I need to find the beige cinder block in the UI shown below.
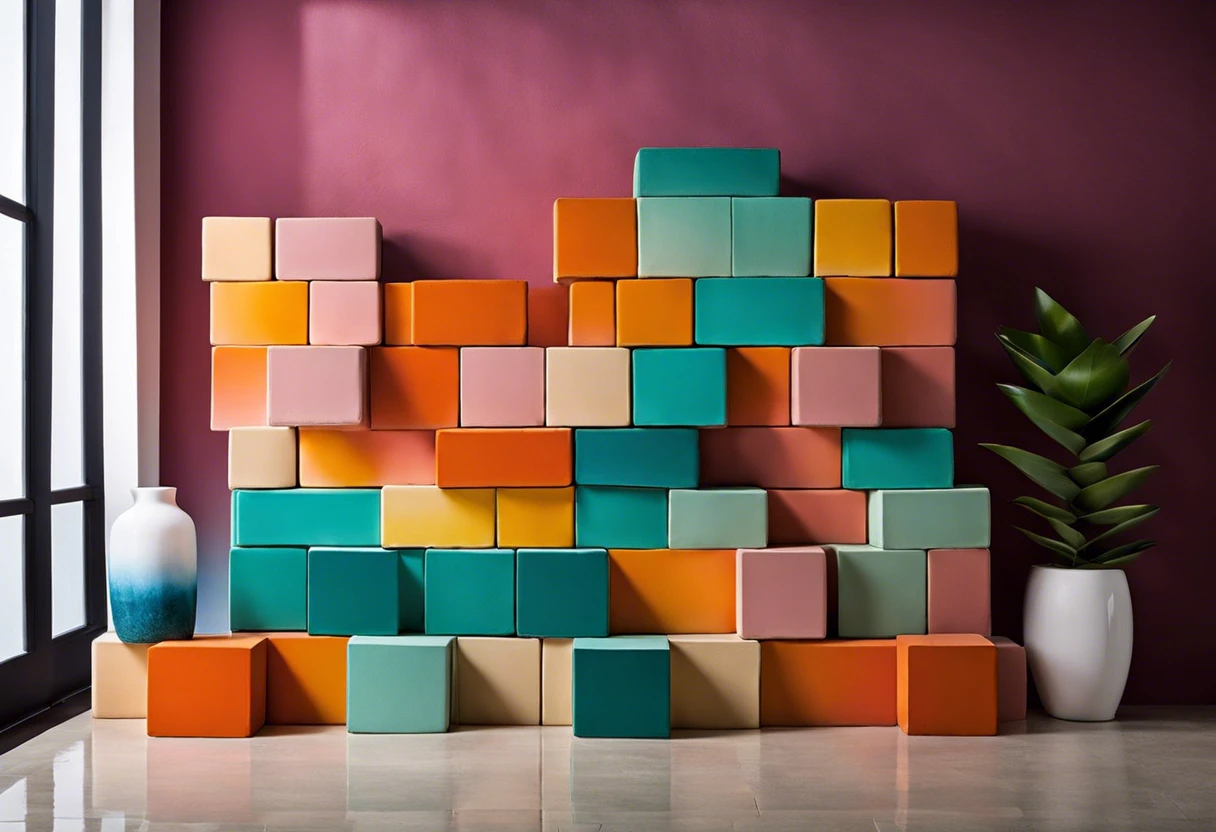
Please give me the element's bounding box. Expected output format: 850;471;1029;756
455;637;541;725
545;347;631;426
202;216;273;282
669;634;760;729
542;638;573;726
228;426;297;489
92;632;150;718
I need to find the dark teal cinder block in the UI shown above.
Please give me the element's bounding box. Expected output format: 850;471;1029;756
573;636;670;738
732;197;812;277
424;549;515;636
632;348;727;426
347;635;454;733
232;489;380;547
397;549;426;633
516;548;609;638
633;147;780;197
841;428;954;489
573;428;698;488
308;547;404;636
695;277;825;346
574;486;668;549
229;547;307;632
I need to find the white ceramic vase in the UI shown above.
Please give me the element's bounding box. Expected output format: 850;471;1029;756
108;487;198;643
1023;564;1132;721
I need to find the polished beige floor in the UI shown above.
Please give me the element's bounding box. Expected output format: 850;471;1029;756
0;709;1213;831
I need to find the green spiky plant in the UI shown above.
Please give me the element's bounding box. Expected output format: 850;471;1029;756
980;289;1169;568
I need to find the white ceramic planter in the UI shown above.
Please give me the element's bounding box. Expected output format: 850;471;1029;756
1023;564;1132;721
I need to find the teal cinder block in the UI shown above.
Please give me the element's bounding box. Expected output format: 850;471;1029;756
229;547;306;631
574;428;698;488
633;147;780;197
831;546;927;637
694;277;825;346
347;635;453;733
424;549;515;636
732;198;812;277
232;489;380;547
632;348;727;426
575;487;668;549
636;198;731;277
573;636;670;738
397;549;426;633
516;548;609;638
308;547;404;636
668;488;767;549
842;428;954;489
869;487;991;550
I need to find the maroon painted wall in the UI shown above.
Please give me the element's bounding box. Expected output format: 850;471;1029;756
160;0;1216;703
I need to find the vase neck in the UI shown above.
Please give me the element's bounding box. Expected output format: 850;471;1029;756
132;486;177;506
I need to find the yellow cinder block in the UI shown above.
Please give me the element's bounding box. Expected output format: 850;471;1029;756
202;216;272;282
210;281;309;346
455;637;541;725
669;634;760;729
496;487;574;548
227;426;297;489
91;632;150;718
381;485;496;548
541;638;572;726
813;199;892;277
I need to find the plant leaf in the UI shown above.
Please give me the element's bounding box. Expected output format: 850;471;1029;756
998;327;1069;372
1086;539;1155;566
1014;496;1077;524
997;384;1090;430
1072;466;1159;512
1053;339;1130;412
997;385;1088;454
1077;504;1158;526
1048;517;1087;550
1015;526;1080;564
1079;420;1152;463
1068;462;1108;488
997;334;1064;398
1113;316;1155;356
1034;288;1091;360
981;444;1082;501
1084;362;1171;440
1078;508;1160;554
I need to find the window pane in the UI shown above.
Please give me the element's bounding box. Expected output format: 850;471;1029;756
0;1;24;202
52;501;85;636
52;0;84;489
0;215;24;500
0;514;24;663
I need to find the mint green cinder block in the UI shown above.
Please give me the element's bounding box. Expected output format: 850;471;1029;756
668;488;767;549
632;348;726;426
831;546;927;638
574;428;698;488
637;198;731;277
575;487;668;549
347;635;453;733
573;636;670;738
841;428;954;489
732;198;812;277
232;489;380;547
516;548;609;638
695;277;825;346
424;549;515;636
633;147;780;197
308;547;405;636
869;488;991;550
229;547;306;631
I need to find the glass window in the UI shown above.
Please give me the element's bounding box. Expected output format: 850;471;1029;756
0;2;25;203
0;515;24;663
52;501;85;637
0;215;24;501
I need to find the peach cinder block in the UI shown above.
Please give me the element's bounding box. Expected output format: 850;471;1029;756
542;638;573;725
568;281;616;346
369;346;459;430
894;200;958;277
825;278;956;346
669;635;760;729
791;347;881;427
545;347;631;427
411;279;528;346
383;283;414;345
897;634;997;736
726;347;790;426
275;217;381;281
553;197;637;281
266;633;348;725
767;489;868;546
210;282;308;346
615;278;693;346
455;637;541;725
460;347;545;427
990;636;1028;722
92;633;150;718
928;548;991;635
528;283;569;347
228;426;297;489
267;346;366;427
202;217;272;282
309;281;382;346
699;427;841;488
435;428;572;488
881;347;955;428
298;428;435;487
736;547;827;639
211;346;267;431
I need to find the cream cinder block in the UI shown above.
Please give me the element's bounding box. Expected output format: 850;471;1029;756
202;217;272;282
669;634;760;729
227;426;297;489
542;638;573;726
545;347;631;427
455;637;541;725
381;485;496;548
91;632;150;718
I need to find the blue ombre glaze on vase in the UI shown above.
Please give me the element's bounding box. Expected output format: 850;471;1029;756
110;578;197;643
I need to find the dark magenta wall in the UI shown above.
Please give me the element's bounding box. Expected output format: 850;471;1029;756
161;0;1216;703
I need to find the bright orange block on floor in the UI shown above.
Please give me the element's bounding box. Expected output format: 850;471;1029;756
608;549;735;634
383;283;414;345
767;489;867;545
553;198;637;281
211;347;267;431
266;633;348;725
369;347;459;429
528;283;569;347
726;347;790;426
897;634;997;736
616;278;693;346
436;428;572;488
147;636;267;737
568;281;616;346
299;428;435;487
894;200;958;277
209;282;308;346
411;280;527;346
760;640;897;726
699;427;841;488
825;278;956;346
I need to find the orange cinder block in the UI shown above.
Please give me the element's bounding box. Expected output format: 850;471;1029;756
411;279;527;346
146;636;267;737
568;281;616;346
760;640;897;726
894;200;958;277
369;346;459;430
616;278;693;346
298;428;435;487
211;346;267;431
726;347;791;426
553;198;637;281
435;428;572;488
266;633;348;725
608;549;735;634
210;282;308;346
824;278;956;346
383;283;414;345
528;283;569;347
897;634;997;736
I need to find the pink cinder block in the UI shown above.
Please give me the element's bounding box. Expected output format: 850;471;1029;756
791;347;881;427
768;489;868;546
928;548;991;635
990;636;1027;721
267;346;366;427
460;347;546;428
881;347;955;428
309;281;382;346
736;547;827;639
275;217;381;281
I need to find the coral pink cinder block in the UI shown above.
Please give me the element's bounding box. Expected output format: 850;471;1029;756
460;347;546;427
309;281;382;346
737;547;827;639
767;489;868;545
275;217;381;281
990;636;1027;721
267;346;366;427
791;347;881;426
881;347;955;428
927;548;991;635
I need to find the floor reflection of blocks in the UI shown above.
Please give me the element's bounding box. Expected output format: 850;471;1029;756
145;736;254;823
90;720;148;816
749;726;899;812
568;736;671;817
449;727;540;812
670;735;760;817
346;732;457;813
252;726;347;814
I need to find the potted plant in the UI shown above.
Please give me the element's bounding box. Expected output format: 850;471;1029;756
981;289;1168;721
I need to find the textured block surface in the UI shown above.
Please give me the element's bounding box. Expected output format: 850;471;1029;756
411;279;528;345
265;633;348;725
516;548;609;638
897;634;997;736
267;346;366;427
369;346;459;430
553;198;637;280
383;282;413;345
347;635;453;733
455;637;541;725
616;277;693;346
147;636;267;737
695;277;825;346
568;280;616;346
669;634;760;729
309;281;382;346
632;348;727;426
636;197;731;277
880;347;956;427
991;636;1028;722
869;487;990;549
895;200;958;277
760;640;897;726
699;427;841;488
528;283;569;347
436;428;572;488
91;633;150;718
633;147;780;197
424;548;516;636
210;281;308;345
460;347;545;427
575;486;668;549
275;217;381;281
542;638;573;725
726;347;791;426
832;546;927;638
609;548;735;634
825;278;957;346
230;547;307;631
298;428;435;487
545;347;631;426
233;489;380;547
928;549;991;635
228;426;296;489
497;487;575;548
813;199;892;277
573;636;670;738
732;197;812;276
211;347;267;430
307;547;404;636
668;488;767;549
736;547;827;639
767;489;868;545
202;216;272;282
381;485;496;548
574;428;698;488
842;428;954;489
791;347;881;426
